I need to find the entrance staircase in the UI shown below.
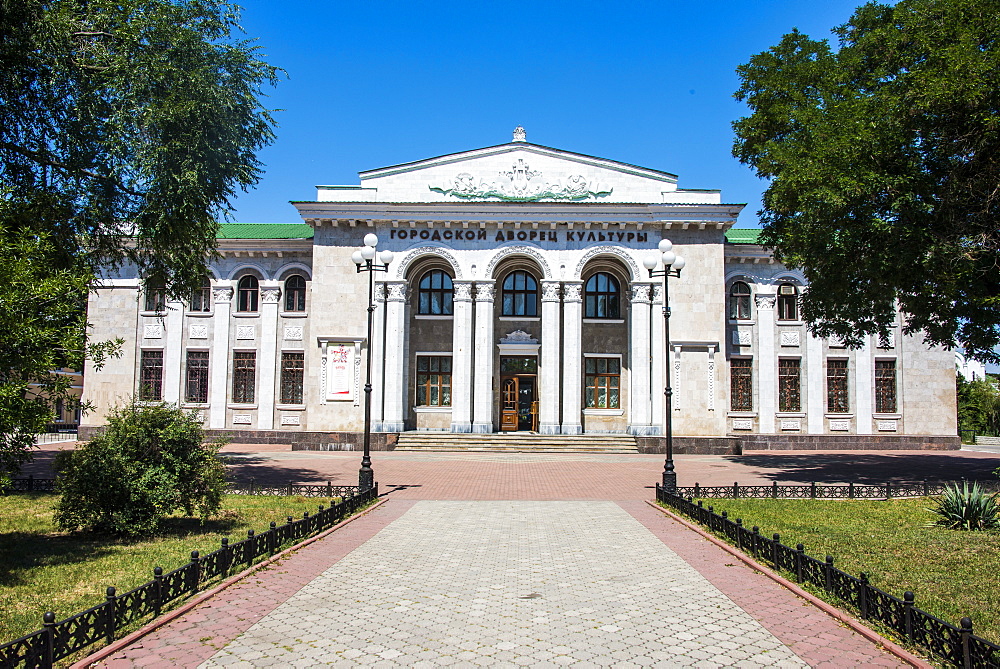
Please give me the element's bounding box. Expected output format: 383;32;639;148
394;432;639;454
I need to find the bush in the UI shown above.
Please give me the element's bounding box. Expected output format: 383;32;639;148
54;401;226;536
928;481;1000;531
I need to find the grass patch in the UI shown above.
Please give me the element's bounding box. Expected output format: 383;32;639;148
689;498;1000;645
0;492;332;645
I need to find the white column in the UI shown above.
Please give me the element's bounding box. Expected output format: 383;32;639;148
539;280;561;434
450;281;474;432
371;283;386;431
650;284;664;435
755;292;777;433
672;345;683;412
472;281;495;433
162;298;184;404
256;282;280;430
855;342;873;434
561;281;583;434
628;283;652;435
707;344;717;412
381;281;407;432
208;284;233;428
806;331;824;433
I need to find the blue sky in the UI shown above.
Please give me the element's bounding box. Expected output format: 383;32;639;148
229;1;868;226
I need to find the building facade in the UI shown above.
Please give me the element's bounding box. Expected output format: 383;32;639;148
81;130;958;450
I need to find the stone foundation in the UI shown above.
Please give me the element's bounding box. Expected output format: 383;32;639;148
738;434;960;451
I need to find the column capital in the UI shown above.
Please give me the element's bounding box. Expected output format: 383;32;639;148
541;280;561;302
630;283;652;304
755;293;777;309
562;281;583;303
260;287;281;304
213;287;233;303
385;281;408;302
453;280;474;302
651;284;664;304
474;281;495;302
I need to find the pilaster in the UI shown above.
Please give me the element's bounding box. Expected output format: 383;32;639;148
209;284;233;429
381;281;408;432
539;280;561;434
649;284;664;435
472;281;495;433
806;330;824;433
855;341;873;434
450;280;474;432
256;283;280;430
755;292;777;433
371;283;386;431
628;283;653;435
162;299;184;404
561;281;583;434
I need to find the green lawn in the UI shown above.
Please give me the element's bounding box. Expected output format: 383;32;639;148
0;493;332;645
688;498;1000;645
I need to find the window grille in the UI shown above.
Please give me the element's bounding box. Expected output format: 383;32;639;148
416;356;452;406
280;352;305;404
232;351;256;404
237;275;259;312
284;275;306;312
190;280;212;313
778;358;801;412
730;359;753;411
777;283;798;320
139;350;164;400
729;282;752;320
501;270;538;317
584;272;620;319
185;351;210;403
875;359;897;413
418;270;453;315
827;359;849;413
584;358;621;408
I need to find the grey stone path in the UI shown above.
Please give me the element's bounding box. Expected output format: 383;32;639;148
200;501;805;667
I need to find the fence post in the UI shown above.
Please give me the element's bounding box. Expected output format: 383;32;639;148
268;522;277;555
810;481;816;499
221;537;230;578
886;482;893;500
849;482;854;499
960;617;973;669
736;519;744;550
772;481;778;499
153;567;163;616
824;555;834;592
903;591;915;641
772;533;780;566
246;530;255;565
858;573;870;619
795;544;804;583
303;510;310;535
752;526;760;556
249;476;255;495
326;481;332;497
105;586;117;645
287;481;293;497
694;482;700;498
733;482;739;498
28;474;34;491
190;551;201;593
42;612;55;669
923;479;929;497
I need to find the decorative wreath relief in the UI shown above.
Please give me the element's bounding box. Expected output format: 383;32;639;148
430;159;612;201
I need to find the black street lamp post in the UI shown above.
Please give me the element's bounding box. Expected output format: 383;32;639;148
352;233;393;491
643;239;686;491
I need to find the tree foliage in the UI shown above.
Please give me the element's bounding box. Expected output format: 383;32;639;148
54;401;226;536
733;0;1000;361
956;374;1000;437
0;0;278;477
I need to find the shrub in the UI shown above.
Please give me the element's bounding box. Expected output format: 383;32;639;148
928;481;1000;531
54;401;226;536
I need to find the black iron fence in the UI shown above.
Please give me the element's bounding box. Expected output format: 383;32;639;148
0;484;378;669
678;479;1000;500
656;484;1000;668
3;477;362;498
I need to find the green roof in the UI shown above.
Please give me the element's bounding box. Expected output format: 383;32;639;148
725;228;762;244
217;223;313;240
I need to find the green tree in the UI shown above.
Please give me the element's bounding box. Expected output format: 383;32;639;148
54;401;226;536
733;0;1000;362
956;374;1000;438
0;0;278;479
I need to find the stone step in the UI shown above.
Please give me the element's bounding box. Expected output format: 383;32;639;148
394;432;638;453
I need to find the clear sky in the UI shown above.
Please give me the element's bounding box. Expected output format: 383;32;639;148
228;1;868;227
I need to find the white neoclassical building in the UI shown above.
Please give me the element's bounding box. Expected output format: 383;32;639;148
80;129;959;452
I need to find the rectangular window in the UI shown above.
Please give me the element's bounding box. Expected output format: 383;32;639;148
144;287;166;312
584;357;621;409
190;285;211;312
778;358;801;412
416;356;452;406
280;352;305;404
730;359;753;411
875;360;897;413
185;351;210;403
232;351;256;404
139;350;164;400
827;359;849;413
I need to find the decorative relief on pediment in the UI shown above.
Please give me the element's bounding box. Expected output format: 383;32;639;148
429;158;613;202
500;330;537;344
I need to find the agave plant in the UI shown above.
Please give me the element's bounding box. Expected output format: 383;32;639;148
928;481;1000;531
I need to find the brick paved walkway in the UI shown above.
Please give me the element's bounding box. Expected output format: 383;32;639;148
86;461;923;668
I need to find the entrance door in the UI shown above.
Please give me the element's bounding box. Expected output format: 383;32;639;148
499;356;538;432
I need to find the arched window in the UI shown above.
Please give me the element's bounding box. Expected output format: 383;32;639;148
285;274;306;312
729;281;752;320
502;270;538;317
584;272;620;319
237;275;259;312
190;278;211;313
777;283;798;320
417;270;453;315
